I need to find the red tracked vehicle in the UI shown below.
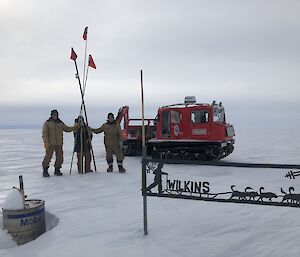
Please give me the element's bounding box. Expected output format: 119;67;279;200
117;96;235;160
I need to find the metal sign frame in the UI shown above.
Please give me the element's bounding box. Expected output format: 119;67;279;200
141;158;300;234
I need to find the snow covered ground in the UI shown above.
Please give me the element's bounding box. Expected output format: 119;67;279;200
0;127;300;257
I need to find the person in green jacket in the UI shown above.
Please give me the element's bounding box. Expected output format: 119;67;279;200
42;110;79;177
91;112;126;173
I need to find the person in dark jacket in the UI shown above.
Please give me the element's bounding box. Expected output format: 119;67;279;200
90;112;126;173
74;116;93;174
42;109;79;177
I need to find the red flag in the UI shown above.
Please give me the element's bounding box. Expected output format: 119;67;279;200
70;48;77;61
88;55;96;69
83;27;88;40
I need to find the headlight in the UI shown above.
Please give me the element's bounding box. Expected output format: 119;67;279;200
221;142;227;147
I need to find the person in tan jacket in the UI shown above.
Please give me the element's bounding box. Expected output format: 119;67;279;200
90;112;126;173
42;109;79;177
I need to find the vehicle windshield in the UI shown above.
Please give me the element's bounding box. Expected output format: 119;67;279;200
213;107;225;122
191;110;209;124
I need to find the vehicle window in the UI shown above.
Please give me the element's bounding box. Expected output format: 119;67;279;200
213;107;225;122
191;110;208;124
171;111;180;124
162;111;170;137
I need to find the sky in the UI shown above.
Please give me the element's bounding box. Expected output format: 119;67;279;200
0;0;300;128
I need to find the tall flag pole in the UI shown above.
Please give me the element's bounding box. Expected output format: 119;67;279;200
141;70;148;235
81;28;97;173
71;47;84;173
80;27;88;172
70;47;97;172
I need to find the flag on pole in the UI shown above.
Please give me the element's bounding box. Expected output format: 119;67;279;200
88;55;96;69
70;48;78;61
83;27;88;40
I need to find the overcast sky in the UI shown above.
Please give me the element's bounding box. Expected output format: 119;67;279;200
0;0;300;128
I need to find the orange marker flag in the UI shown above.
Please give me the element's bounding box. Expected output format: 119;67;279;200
83;27;88;40
88;55;96;69
70;48;78;61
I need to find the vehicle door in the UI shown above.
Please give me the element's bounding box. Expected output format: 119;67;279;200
161;110;171;138
170;110;182;138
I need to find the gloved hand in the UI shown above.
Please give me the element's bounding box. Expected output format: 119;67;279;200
44;142;49;150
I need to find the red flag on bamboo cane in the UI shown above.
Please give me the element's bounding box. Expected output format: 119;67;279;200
70;48;77;61
88;55;96;69
83;27;88;40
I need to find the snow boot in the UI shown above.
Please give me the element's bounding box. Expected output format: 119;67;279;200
118;165;126;173
43;167;50;177
54;167;63;176
107;165;113;172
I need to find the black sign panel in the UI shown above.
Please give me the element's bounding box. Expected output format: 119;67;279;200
143;159;300;208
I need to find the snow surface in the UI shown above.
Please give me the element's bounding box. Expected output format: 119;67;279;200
0;128;300;257
3;189;25;210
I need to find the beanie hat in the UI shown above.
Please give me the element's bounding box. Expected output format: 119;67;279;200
51;109;58;116
107;112;114;119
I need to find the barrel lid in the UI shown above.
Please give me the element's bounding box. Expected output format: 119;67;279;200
24;199;45;209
